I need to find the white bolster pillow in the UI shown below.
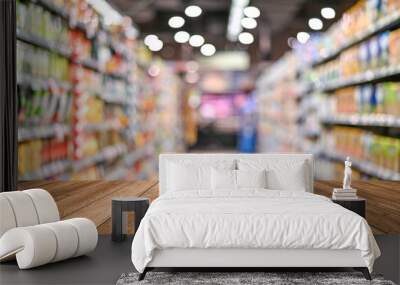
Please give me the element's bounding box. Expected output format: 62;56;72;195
0;218;98;269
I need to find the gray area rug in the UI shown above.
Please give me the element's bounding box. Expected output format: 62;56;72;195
116;272;395;285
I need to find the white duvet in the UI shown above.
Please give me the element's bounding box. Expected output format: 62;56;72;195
131;190;380;273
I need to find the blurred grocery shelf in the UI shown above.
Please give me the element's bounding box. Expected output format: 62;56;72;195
17;73;72;91
74;144;127;171
313;65;400;92
320;150;400;181
17;29;71;58
19;159;72;180
312;11;400;67
16;0;184;181
256;1;400;181
321;114;400;128
18;124;71;141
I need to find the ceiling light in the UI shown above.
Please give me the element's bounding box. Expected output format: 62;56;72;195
296;32;310;44
189;34;205;47
321;7;335;19
200;43;216;56
243;6;260;18
241;17;257;29
174;31;190;43
144;34;158;46
148;39;163;52
185;5;202;17
168;16;185;28
238;32;254;45
308;18;323;30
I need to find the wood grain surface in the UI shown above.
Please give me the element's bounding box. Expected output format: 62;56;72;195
17;180;400;234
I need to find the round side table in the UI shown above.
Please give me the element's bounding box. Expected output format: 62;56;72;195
112;197;149;242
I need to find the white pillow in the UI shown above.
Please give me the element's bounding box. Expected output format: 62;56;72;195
167;160;235;191
211;168;236;190
237;159;309;191
167;162;210;191
236;169;267;189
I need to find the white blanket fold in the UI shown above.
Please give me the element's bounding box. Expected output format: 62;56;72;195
131;190;380;273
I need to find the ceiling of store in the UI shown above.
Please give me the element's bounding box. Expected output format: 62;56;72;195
109;0;356;62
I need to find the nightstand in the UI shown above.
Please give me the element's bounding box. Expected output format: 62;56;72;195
332;198;366;218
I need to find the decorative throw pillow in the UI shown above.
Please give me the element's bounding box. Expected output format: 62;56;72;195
167;160;235;191
211;168;236;190
237;159;309;191
167;162;210;191
236;169;267;189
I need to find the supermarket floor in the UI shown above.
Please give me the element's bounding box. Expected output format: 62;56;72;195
1;235;399;285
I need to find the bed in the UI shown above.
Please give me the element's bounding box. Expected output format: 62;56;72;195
131;154;380;281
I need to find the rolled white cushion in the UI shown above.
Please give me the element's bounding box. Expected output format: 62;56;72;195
0;218;97;269
0;196;17;237
42;221;79;262
64;218;98;257
0;226;57;269
0;192;39;227
24;189;60;224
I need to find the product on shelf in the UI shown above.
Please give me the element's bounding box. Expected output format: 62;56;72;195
18;137;71;176
389;28;400;65
69;29;95;61
17;41;70;81
322;126;400;173
298;0;400;65
330;82;400;116
17;86;72;126
17;0;69;48
311;27;400;86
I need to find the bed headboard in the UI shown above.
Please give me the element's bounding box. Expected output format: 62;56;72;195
159;153;314;195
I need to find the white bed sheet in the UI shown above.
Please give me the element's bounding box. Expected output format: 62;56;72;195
131;190;380;273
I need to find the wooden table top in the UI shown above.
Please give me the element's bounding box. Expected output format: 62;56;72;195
17;180;400;234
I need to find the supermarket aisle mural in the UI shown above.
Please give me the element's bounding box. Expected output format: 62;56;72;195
257;0;400;181
16;0;184;180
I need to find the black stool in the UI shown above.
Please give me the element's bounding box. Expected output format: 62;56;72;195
112;197;149;242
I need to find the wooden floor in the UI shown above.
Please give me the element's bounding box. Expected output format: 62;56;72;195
17;180;400;234
17;180;159;234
